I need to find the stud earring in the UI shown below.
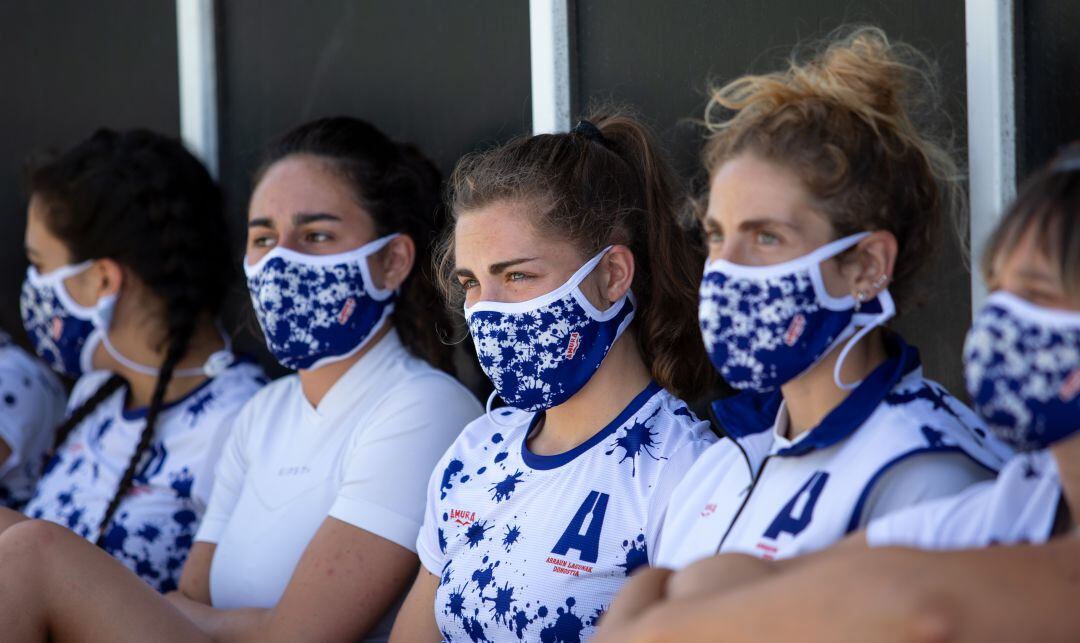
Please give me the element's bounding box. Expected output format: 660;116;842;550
872;274;889;289
854;290;867;312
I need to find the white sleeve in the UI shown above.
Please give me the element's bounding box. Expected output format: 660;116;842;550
856;451;995;528
328;375;479;554
194;400;254;544
645;431;713;563
0;362;64;479
865;480;995;550
416;451;451;576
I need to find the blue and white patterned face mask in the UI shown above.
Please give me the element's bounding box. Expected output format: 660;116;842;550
21;261;114;379
699;232;896;392
465;247;635;413
244;234;399;371
964;291;1080;452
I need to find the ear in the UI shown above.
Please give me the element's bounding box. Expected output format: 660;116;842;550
843;231;898;301
374;234;416;291
90;258;124;302
597;244;635;304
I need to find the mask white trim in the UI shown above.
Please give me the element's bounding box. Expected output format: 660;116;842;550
987;291;1080;328
464;246;629;319
243;233;401;301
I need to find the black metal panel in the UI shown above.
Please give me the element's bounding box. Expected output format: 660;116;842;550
0;0;180;345
575;0;972;394
1017;0;1080;179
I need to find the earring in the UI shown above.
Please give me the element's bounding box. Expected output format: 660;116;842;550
853;290;867;312
872;274;889;289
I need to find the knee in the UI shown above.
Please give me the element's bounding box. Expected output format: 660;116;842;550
0;519;75;570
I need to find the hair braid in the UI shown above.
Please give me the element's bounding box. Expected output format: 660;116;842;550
47;374;125;456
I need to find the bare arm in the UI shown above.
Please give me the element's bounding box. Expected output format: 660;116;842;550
596;538;1080;643
177;542;215;604
169;517;418;643
389;569;443;643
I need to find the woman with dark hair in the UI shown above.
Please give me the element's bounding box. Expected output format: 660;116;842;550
0;117;480;642
8;128;265;591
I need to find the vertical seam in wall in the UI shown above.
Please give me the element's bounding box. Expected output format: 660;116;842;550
965;0;1017;314
177;0;220;178
530;0;572;134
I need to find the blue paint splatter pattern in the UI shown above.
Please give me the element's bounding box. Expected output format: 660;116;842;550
424;386;717;641
22;360;266;592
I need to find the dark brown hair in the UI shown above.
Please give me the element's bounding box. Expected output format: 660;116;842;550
437;108;716;401
255;116;456;374
983;143;1080;300
703;26;964;312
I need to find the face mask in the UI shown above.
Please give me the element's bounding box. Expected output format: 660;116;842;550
245;234;399;371
964;291;1080;452
21;261;113;378
22;262;235;380
465;247;635;413
699;232;895;392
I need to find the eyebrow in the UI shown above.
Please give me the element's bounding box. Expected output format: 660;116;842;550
294;212;342;226
453;257;539;281
737;217;801;232
1016;268;1057;284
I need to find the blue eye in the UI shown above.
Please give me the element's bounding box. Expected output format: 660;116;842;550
507;272;528;282
757;231;780;246
707;231;724;244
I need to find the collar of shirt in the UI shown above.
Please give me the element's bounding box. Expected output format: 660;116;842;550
302;325;404;421
711;333;922;457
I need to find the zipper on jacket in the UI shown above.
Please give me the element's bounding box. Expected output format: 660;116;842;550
708;404;771;554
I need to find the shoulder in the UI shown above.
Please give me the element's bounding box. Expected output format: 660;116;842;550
869;374;1011;469
68;370;118;410
0;342;64;401
362;360;483;438
645;389;718;456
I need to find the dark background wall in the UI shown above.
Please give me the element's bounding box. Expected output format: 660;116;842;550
1016;0;1080;179
0;0;180;343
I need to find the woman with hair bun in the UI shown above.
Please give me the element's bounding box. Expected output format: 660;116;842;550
599;26;1011;627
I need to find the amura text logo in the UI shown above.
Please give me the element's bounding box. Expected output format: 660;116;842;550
450;508;476;526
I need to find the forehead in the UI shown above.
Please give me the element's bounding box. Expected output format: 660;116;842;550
249;155;365;221
706;154;816;221
454;199;584;266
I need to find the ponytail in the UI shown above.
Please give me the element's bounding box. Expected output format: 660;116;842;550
442;107;716;401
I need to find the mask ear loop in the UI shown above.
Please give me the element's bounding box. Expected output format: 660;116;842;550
833;289;897;390
485;390;520;428
100;320;235;378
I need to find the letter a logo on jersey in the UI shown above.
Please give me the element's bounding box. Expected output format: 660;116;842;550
756;470;829;558
551;490;610;563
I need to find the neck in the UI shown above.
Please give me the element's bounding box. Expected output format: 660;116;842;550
297;322;392;408
528;330;652;456
102;318;227;410
780;329;888;440
1051;433;1080;530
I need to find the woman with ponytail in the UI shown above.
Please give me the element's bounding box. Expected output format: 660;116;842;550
3;128;266;591
389;109;718;642
0;117;480;643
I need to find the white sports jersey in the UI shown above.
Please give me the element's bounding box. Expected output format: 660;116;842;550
418;382;716;643
197;330;480;643
655;337;1012;569
0;331;66;508
24;356;265;592
867;450;1062;549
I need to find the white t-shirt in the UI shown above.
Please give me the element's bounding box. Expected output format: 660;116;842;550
654;338;1011;569
196;330;480;643
24;356;265;592
867;449;1062;549
418;382;716;643
0;332;66;508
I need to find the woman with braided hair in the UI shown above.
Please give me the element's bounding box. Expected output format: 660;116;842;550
0;117;480;642
1;128;266;592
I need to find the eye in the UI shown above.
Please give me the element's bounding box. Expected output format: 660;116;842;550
706;230;724;244
457;277;479;291
756;230;780;246
305;231;332;243
251;235;276;249
507;272;530;283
